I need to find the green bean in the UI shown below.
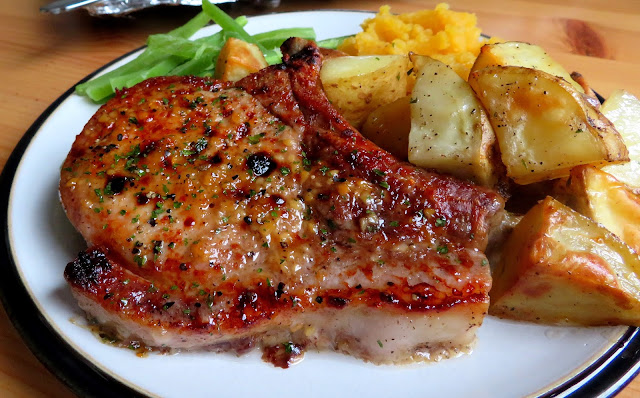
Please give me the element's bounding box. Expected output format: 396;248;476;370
317;35;352;49
252;28;316;49
75;1;342;103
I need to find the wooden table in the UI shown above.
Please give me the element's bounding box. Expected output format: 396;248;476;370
1;0;639;396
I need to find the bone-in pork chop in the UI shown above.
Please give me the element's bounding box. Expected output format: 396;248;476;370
60;39;504;366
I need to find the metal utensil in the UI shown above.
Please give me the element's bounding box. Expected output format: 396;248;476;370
40;0;267;16
40;0;102;14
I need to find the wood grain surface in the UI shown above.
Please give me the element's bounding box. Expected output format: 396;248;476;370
1;0;639;397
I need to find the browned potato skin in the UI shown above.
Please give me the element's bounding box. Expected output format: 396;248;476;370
490;196;640;326
408;55;499;187
469;66;629;185
361;96;411;160
554;165;640;254
320;55;409;129
470;41;585;93
215;37;268;82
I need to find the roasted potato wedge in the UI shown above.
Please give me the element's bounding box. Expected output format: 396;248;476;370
215;37;268;82
470;41;584;93
468;66;628;185
600;90;640;188
408;56;498;187
490;196;640;326
361;96;411;160
554;165;640;254
320;55;409;128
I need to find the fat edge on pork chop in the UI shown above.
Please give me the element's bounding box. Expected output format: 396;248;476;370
60;38;504;367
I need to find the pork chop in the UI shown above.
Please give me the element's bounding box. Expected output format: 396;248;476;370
60;39;504;366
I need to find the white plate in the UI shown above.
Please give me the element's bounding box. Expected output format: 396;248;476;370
1;10;640;398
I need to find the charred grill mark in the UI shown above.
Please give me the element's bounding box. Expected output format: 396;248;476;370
246;153;276;177
106;175;128;194
234;288;280;326
64;248;112;287
238;291;259;311
327;296;349;308
141;140;157;157
136;192;149;205
282;39;321;66
276;282;285;299
379;292;399;304
209;153;222;164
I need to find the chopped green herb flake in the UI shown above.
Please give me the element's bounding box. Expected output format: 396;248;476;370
248;135;262;145
104;183;114;196
94;189;104;203
134;255;147;267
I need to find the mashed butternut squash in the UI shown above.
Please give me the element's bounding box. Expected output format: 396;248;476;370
339;4;493;80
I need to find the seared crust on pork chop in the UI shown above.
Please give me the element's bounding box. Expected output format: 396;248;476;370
60;39;504;366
